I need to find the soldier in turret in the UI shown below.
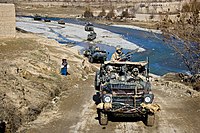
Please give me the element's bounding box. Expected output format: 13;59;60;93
111;45;124;61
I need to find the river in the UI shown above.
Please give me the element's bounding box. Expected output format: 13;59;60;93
17;16;188;75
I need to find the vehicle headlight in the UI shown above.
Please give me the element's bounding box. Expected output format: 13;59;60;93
144;96;151;103
103;95;112;103
144;94;154;104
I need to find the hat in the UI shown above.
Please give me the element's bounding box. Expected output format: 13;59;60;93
116;45;122;50
132;68;139;73
106;65;113;71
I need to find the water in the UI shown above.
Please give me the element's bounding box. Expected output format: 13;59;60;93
20;16;188;75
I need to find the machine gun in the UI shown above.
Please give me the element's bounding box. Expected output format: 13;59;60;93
118;48;140;61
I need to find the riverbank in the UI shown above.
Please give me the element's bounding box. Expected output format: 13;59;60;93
16;4;158;30
16;16;145;51
16;16;189;75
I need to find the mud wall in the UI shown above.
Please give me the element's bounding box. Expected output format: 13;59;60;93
0;4;15;37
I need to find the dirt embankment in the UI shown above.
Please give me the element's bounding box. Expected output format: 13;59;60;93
16;4;85;18
0;32;96;132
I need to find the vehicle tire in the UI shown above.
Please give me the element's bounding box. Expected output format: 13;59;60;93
95;71;100;91
145;113;155;127
89;56;94;63
100;59;104;64
98;110;108;125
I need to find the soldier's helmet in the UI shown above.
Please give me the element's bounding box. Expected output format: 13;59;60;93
132;68;139;76
116;45;122;51
106;65;113;72
95;46;100;51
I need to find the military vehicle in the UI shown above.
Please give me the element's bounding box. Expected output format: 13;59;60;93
58;19;65;25
87;31;97;41
85;22;94;31
33;15;42;21
94;60;160;126
83;46;108;63
44;17;51;22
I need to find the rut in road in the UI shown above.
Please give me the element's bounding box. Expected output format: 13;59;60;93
70;82;200;133
22;76;200;133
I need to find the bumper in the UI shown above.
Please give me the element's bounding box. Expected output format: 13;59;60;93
97;102;160;114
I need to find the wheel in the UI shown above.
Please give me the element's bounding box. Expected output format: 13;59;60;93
95;71;100;91
145;113;155;126
98;110;108;125
93;92;101;105
89;56;94;63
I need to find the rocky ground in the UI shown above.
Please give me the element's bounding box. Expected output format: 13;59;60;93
0;32;97;132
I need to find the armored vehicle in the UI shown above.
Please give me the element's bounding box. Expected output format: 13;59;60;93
85;22;94;31
87;31;97;41
58;19;65;25
94;60;160;126
44;17;51;22
33;15;42;21
83;46;107;63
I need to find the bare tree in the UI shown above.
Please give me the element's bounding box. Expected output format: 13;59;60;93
159;0;200;75
106;7;115;19
121;9;129;18
129;6;136;18
83;7;94;18
98;8;106;18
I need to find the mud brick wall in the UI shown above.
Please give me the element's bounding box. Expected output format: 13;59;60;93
0;4;15;37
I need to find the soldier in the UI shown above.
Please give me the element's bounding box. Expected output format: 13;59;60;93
132;68;140;79
127;68;145;82
95;46;100;51
111;45;124;61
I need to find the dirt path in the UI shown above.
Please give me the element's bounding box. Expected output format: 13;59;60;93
22;75;200;133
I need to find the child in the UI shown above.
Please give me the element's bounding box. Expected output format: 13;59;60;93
60;59;68;76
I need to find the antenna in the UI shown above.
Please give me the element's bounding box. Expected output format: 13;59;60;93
146;57;150;81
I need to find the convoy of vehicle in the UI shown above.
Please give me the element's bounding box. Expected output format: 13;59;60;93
32;17;160;126
85;22;97;41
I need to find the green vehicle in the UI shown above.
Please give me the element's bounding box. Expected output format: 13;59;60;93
83;46;108;63
94;60;160;126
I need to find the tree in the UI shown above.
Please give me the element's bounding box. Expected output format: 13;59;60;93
129;6;136;18
98;8;106;18
84;7;94;18
106;8;115;19
159;0;200;74
122;9;129;18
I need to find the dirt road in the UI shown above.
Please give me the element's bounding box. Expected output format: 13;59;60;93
22;75;200;133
